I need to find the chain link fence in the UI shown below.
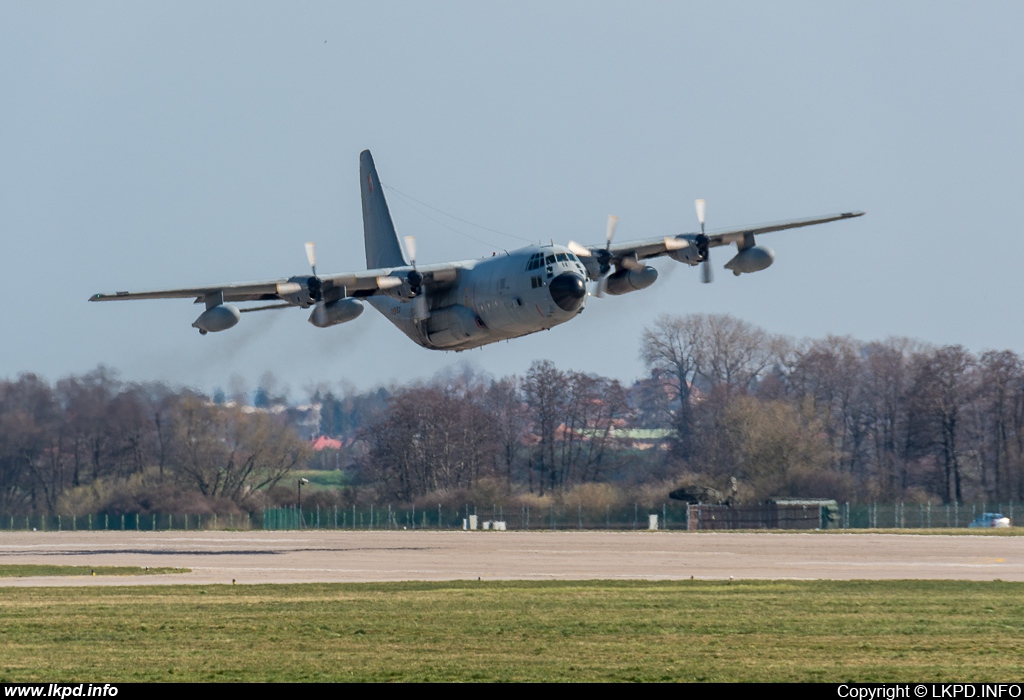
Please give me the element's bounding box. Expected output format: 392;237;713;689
1;501;1017;531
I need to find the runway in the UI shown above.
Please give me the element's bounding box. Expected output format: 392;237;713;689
1;530;1023;586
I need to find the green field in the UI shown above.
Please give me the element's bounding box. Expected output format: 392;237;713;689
1;580;1023;681
290;469;350;490
0;565;189;578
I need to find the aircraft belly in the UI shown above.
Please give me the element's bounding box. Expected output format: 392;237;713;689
366;297;430;348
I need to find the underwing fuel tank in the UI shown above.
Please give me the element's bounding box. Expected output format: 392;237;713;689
724;246;775;275
604;266;658;295
192;305;240;334
309;298;365;328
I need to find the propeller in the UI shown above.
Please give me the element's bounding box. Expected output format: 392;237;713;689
694;199;712;284
404;235;430;321
304;241;324;302
567;215;619;297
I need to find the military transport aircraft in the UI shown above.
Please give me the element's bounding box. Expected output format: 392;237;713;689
90;150;864;351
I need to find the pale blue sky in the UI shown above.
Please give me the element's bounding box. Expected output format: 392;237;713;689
2;2;1022;396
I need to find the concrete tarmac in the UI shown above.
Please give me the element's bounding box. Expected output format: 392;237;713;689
1;530;1023;586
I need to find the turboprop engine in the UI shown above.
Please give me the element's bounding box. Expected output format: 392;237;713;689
309;298;364;328
604;265;658;295
724;245;775;276
192;304;240;335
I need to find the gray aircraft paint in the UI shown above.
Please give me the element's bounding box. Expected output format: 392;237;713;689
88;150;862;353
360;150;408;270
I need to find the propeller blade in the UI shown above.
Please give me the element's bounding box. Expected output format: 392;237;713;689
567;241;592;257
695;199;706;229
605;215;619;247
376;276;403;290
664;236;689;251
413;294;430;321
305;242;317;276
702;257;713;284
404;235;417;267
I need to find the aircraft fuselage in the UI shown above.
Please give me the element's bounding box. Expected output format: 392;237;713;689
366;244;589;351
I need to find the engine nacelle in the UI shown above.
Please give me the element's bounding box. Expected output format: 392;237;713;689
724;245;775;275
279;276;319;307
604;265;658;295
668;246;702;266
309;298;364;328
192;304;240;334
426;304;487;348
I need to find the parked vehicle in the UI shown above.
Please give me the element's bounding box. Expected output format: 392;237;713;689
968;513;1012;528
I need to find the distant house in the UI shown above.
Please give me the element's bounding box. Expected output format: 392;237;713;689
311;435;343;451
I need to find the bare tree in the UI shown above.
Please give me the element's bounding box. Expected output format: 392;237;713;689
169;398;308;504
640;314;702;459
365;383;499;500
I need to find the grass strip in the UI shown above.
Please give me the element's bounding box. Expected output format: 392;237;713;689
0;565;189;578
1;579;1023;682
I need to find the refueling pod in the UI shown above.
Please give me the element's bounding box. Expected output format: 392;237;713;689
309;298;365;328
192;304;240;335
724;245;775;276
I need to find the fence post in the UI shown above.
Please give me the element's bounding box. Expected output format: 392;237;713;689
439;504;443;530
633;503;638;530
663;503;667;531
578;504;582;530
72;515;76;531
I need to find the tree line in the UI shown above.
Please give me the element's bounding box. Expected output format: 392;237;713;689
3;314;1024;516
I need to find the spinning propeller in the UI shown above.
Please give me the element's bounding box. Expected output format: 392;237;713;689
404;236;430;321
568;215;618;297
694;199;712;284
305;242;324;302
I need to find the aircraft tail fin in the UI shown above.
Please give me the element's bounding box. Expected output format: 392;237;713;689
359;150;408;269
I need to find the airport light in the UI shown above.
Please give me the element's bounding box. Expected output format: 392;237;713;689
297;478;309;528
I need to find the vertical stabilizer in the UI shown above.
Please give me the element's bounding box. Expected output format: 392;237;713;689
359;150;408;269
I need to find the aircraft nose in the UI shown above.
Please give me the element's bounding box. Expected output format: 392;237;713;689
549;272;587;312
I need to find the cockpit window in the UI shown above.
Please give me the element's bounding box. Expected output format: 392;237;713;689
555;253;567;262
546;255;555;265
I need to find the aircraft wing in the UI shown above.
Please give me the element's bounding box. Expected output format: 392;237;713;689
89;262;459;306
603;211;865;261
